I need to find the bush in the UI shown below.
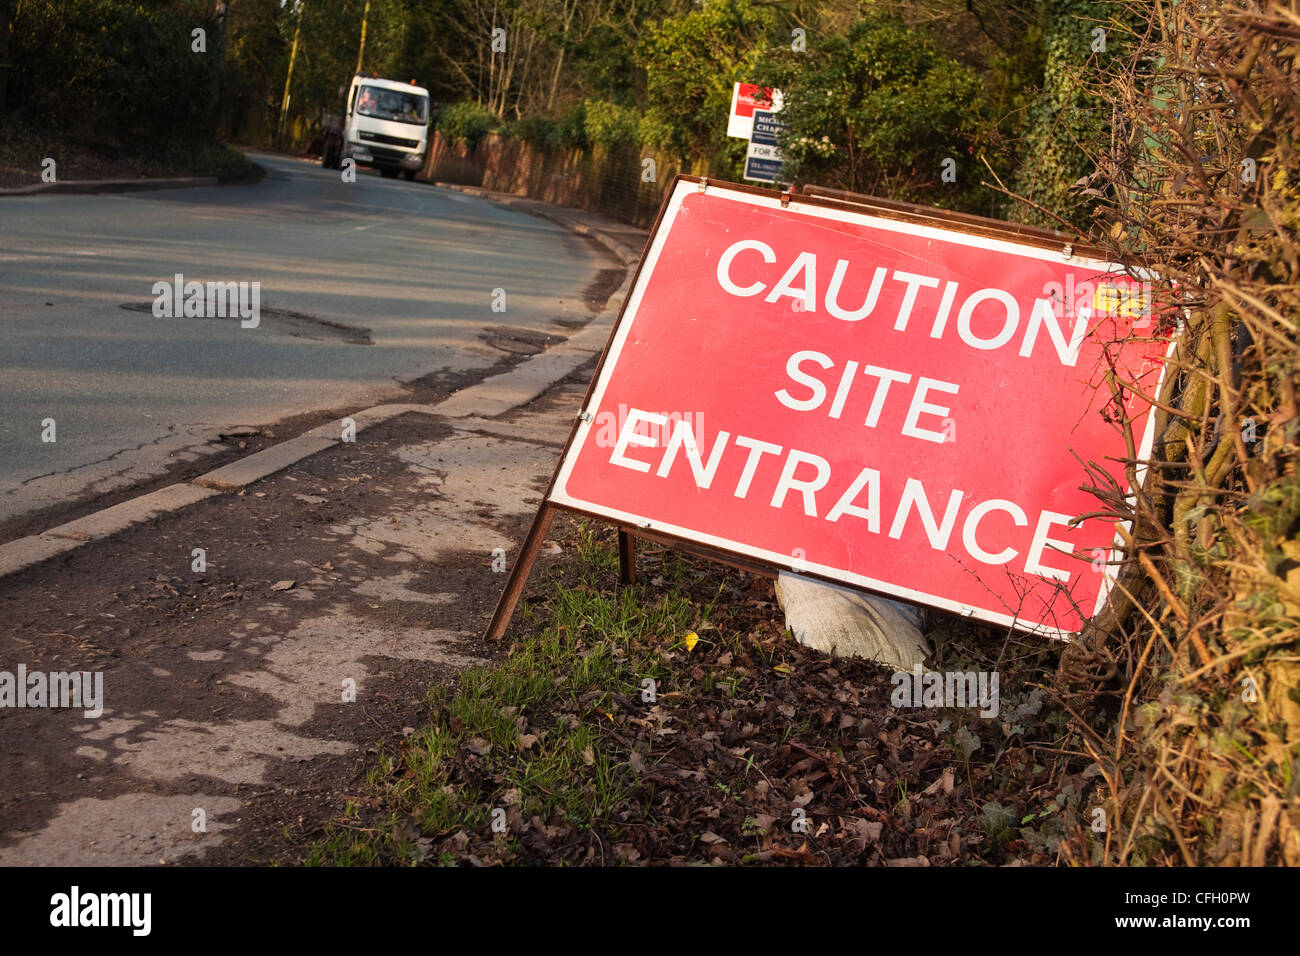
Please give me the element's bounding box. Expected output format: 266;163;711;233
756;12;987;207
583;100;639;146
8;0;223;149
506;115;560;152
1008;0;1119;228
437;101;498;149
503;103;605;154
1055;0;1300;867
637;108;675;152
637;0;778;165
554;103;588;152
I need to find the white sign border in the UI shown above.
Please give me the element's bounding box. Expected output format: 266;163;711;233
551;179;1172;639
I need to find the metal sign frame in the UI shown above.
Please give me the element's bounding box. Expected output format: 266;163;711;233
485;175;1160;641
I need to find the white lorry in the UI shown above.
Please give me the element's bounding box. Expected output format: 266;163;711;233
320;72;430;180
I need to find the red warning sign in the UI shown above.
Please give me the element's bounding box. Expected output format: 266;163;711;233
727;82;777;139
551;179;1172;637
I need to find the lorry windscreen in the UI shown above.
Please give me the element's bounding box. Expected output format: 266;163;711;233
356;86;427;125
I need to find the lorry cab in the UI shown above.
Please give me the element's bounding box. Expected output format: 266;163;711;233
337;73;430;180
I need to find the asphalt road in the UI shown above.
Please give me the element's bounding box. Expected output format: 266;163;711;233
0;152;610;523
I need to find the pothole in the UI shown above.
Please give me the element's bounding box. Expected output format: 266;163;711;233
119;302;373;345
480;325;566;355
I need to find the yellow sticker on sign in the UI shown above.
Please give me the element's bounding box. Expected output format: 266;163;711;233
1093;283;1149;318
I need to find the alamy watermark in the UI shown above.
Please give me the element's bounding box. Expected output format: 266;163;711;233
591;403;705;451
151;273;260;328
890;665;999;718
50;886;150;936
0;665;103;718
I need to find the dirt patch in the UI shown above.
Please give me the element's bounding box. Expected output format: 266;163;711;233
0;401;579;865
580;268;628;314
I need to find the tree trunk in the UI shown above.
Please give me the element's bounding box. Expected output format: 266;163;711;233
0;0;18;115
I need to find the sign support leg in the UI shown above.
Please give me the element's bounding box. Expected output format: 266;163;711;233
618;528;637;585
485;502;553;641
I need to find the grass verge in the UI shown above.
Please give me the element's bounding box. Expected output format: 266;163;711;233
304;516;1107;867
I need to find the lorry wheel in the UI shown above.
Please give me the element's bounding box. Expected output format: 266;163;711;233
403;170;416;182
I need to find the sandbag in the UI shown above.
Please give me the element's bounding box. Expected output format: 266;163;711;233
775;572;930;670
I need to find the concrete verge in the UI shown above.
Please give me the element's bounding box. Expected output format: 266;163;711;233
0;483;219;578
0;176;220;197
296;404;440;442
0;535;86;579
41;481;220;539
435;337;606;419
193;435;340;491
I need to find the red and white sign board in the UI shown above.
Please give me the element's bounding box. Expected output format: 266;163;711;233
727;83;781;139
551;179;1172;637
